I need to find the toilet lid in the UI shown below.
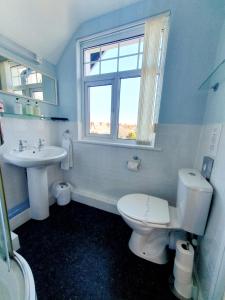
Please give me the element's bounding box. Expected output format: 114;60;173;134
117;194;170;224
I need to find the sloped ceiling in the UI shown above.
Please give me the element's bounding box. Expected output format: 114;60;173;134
0;0;141;64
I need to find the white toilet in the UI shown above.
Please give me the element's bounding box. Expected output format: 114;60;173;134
117;169;213;264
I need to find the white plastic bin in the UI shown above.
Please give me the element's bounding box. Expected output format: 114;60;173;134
53;182;71;206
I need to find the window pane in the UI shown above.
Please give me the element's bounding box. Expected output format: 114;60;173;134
138;54;143;69
119;55;138;72
37;73;42;83
101;59;117;74
32;91;43;100
12;77;20;86
139;37;144;53
27;72;37;84
89;85;112;135
84;47;101;63
84;62;100;76
119;38;139;56
10;67;18;77
101;43;118;60
18;67;26;75
118;77;140;140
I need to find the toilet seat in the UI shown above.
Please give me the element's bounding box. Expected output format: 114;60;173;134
117;194;170;225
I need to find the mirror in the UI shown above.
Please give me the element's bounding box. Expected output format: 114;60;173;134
0;55;57;105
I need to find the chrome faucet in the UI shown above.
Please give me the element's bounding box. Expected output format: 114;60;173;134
18;140;27;152
38;138;45;151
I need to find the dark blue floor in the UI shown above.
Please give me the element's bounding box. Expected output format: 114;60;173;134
16;201;176;300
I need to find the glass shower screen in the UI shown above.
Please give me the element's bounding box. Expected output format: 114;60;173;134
0;166;13;270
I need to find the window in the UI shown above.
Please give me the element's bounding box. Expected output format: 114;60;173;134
83;36;143;76
10;63;43;99
118;77;140;140
31;91;43;100
10;64;42;87
79;14;169;147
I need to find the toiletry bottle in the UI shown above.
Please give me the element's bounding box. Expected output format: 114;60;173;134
33;101;41;116
0;99;4;113
25;100;33;115
14;98;23;115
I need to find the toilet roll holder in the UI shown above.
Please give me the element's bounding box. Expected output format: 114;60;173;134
126;156;141;171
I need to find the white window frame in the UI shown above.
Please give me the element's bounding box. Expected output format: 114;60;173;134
83;69;141;141
76;15;169;149
84;79;114;139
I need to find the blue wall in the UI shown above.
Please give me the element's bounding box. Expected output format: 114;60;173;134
57;0;224;124
203;20;225;124
194;19;225;299
0;1;223;122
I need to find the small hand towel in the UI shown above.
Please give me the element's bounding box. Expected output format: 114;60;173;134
61;136;73;170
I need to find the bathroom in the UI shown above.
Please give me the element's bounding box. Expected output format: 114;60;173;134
0;0;225;299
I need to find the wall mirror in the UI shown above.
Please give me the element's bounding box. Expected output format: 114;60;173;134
0;54;57;105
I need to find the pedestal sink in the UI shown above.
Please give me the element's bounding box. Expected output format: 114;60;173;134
3;146;67;220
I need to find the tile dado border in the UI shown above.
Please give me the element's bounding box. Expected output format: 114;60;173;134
8;199;29;219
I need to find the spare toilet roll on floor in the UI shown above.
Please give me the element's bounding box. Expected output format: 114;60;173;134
173;240;194;299
173;260;193;283
174;279;193;299
175;240;194;270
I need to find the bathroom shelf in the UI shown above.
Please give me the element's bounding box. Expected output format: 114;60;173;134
0;112;69;121
199;59;225;92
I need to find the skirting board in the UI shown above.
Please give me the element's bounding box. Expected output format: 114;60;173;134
71;189;119;215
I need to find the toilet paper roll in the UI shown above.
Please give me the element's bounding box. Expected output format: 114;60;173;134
127;159;141;171
175;240;194;271
174;277;193;299
173;259;193;283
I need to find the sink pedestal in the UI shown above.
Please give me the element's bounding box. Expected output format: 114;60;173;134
27;167;49;220
3;145;67;221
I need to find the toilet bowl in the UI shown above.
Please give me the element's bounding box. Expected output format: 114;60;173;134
117;169;213;264
117;194;180;264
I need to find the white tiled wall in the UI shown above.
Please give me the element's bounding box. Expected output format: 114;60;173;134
0;117;64;210
195;123;225;300
59;122;201;206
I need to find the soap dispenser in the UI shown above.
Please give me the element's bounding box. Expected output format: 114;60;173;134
33;101;41;116
14;98;23;115
25;100;33;115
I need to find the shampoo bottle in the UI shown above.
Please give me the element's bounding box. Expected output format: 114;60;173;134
33;101;41;116
14;98;23;115
25;100;33;115
0;100;4;113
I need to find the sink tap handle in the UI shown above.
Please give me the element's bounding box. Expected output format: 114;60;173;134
38;138;45;144
18;139;27;152
38;138;45;150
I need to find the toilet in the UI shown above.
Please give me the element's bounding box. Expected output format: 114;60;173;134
117;169;213;264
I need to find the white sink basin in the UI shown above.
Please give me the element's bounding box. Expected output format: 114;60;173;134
3;146;68;221
3;146;67;168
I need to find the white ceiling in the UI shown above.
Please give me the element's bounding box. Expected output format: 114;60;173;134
0;0;141;64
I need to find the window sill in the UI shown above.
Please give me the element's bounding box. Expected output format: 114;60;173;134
76;139;162;151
